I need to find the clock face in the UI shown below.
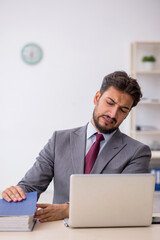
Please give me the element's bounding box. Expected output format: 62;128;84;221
21;43;43;65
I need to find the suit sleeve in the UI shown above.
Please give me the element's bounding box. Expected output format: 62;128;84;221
17;132;56;198
122;144;151;173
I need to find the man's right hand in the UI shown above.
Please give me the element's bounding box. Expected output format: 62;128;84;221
2;186;26;202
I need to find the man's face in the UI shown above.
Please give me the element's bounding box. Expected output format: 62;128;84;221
91;86;134;133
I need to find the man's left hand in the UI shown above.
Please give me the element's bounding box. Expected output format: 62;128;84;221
35;203;69;222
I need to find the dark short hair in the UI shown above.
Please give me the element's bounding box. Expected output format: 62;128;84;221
100;71;142;108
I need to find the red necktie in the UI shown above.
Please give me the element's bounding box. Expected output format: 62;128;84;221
84;133;104;174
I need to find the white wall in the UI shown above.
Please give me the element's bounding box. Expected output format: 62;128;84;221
0;0;160;190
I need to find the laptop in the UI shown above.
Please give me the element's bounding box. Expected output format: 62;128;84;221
63;174;155;228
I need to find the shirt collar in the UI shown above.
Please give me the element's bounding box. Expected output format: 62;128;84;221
87;121;117;141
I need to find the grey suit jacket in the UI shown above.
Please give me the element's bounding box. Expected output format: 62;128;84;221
18;125;151;203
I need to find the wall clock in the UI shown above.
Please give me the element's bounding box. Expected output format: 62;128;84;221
21;43;43;65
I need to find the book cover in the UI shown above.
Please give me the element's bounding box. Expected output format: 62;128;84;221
0;191;37;216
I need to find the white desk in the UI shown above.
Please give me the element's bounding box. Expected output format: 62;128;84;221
0;191;160;240
0;220;160;240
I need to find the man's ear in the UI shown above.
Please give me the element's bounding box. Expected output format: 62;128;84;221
93;91;101;104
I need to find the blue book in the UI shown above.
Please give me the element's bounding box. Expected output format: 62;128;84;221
0;191;37;231
149;169;160;191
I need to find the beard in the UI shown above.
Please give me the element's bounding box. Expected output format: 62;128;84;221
92;110;118;134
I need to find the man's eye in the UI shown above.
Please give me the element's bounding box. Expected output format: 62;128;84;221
106;101;114;105
120;108;128;114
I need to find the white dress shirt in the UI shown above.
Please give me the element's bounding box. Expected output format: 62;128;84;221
86;121;117;155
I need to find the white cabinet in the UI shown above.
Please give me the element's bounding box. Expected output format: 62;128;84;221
130;42;160;160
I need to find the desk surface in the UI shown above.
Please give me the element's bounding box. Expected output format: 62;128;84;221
0;191;160;240
0;220;160;240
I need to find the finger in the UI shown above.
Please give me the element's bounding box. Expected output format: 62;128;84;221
36;203;50;209
35;207;62;222
35;204;52;218
36;209;56;222
15;186;26;200
2;186;25;202
2;187;18;202
9;186;25;202
35;205;54;219
2;190;12;202
35;211;51;219
35;207;49;217
39;216;55;223
37;209;62;222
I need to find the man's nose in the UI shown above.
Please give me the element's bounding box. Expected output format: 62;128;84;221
110;106;118;119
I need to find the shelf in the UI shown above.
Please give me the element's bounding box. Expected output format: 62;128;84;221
134;41;160;45
152;151;160;159
139;100;160;105
136;71;160;75
130;41;160;164
132;130;160;135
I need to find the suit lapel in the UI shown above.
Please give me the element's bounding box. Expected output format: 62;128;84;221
70;125;87;174
91;129;126;174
